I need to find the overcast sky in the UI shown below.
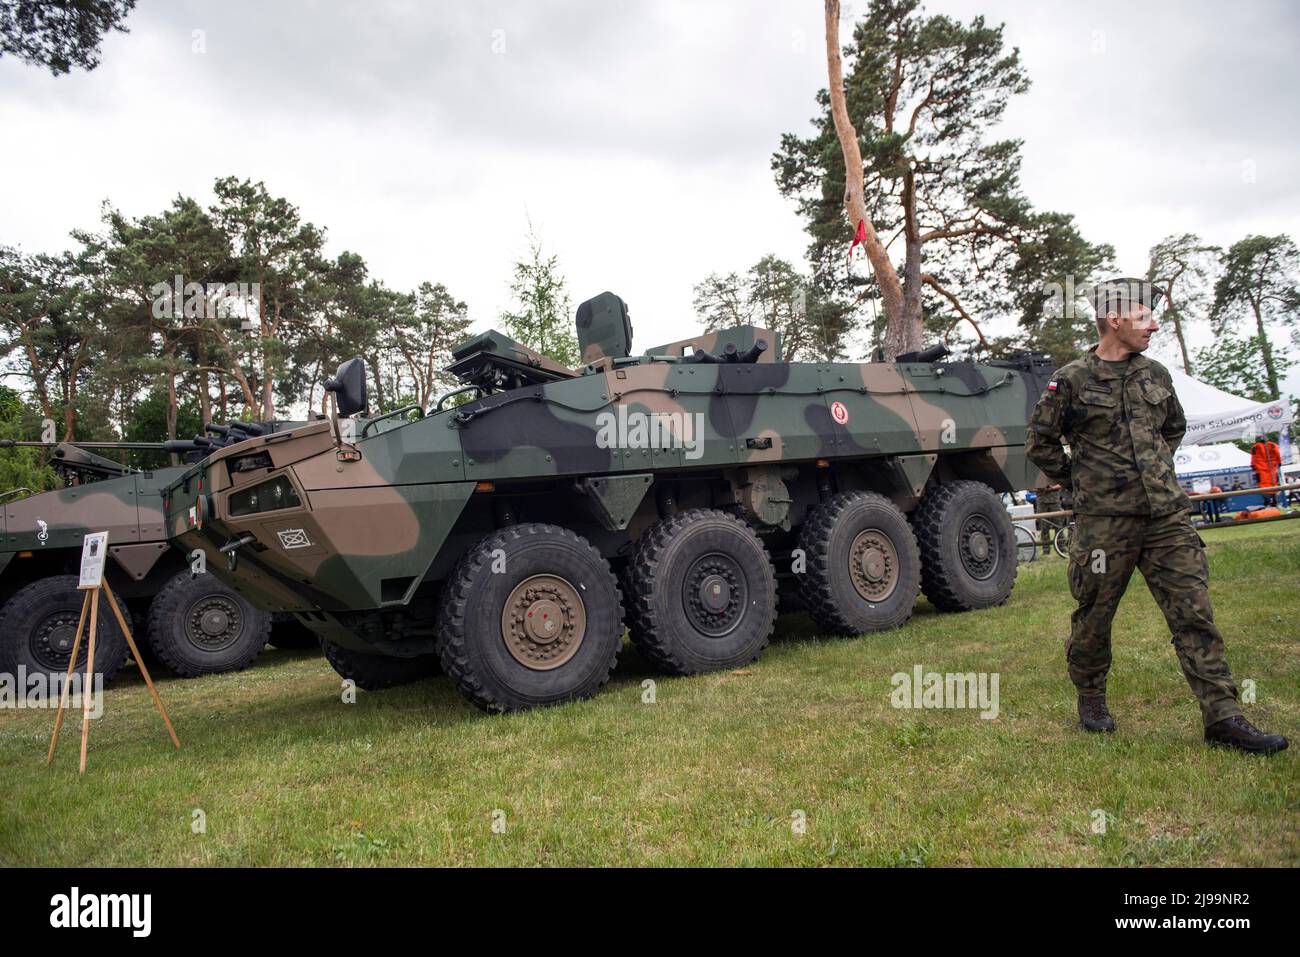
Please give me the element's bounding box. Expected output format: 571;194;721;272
2;0;1297;382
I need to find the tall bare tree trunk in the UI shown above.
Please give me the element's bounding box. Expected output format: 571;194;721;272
165;356;179;466
198;368;212;428
63;382;76;442
823;0;914;358
368;352;385;412
259;276;273;418
1156;274;1193;374
18;321;55;423
900;168;925;335
1251;298;1279;397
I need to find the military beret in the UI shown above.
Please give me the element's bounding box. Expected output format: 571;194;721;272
1089;277;1164;314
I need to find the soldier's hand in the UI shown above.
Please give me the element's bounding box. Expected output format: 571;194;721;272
1037;483;1062;493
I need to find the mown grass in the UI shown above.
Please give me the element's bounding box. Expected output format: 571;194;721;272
1;522;1296;866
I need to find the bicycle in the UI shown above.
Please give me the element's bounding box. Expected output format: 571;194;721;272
1052;520;1075;559
1013;524;1038;563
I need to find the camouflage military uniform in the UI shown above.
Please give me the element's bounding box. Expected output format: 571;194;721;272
1026;349;1242;727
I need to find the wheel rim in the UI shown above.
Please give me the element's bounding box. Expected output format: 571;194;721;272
958;514;1001;581
185;595;244;652
30;609;84;671
682;552;748;637
849;528;899;602
501;574;587;671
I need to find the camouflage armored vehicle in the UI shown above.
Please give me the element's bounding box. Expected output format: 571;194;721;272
163;292;1053;712
0;421;314;684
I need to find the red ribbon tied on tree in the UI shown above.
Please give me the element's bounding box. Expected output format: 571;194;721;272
848;218;867;262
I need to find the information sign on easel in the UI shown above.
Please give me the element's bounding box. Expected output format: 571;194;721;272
47;531;180;773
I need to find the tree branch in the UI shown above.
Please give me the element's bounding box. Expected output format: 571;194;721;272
921;273;987;347
824;0;910;351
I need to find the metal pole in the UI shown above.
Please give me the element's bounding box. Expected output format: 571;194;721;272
1026;483;1300;522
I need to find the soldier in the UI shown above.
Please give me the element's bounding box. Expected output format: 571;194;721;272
1026;277;1288;754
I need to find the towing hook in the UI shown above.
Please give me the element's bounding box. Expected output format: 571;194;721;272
219;532;257;571
219;532;257;554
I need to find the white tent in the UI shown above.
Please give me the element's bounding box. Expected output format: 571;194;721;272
1173;443;1253;477
1166;366;1293;446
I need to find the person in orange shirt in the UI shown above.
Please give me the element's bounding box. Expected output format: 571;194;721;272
1251;438;1282;505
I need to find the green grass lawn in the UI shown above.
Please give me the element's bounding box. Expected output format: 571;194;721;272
2;521;1296;867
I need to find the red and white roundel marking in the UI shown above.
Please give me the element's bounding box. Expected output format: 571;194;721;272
831;401;849;425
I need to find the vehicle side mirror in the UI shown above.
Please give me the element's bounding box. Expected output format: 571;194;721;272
325;357;368;417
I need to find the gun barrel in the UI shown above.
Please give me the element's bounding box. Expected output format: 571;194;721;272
0;439;176;450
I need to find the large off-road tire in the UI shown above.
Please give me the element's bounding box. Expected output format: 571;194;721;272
623;509;777;675
0;575;130;683
319;638;440;690
797;491;921;635
913;480;1018;612
146;572;271;677
776;580;807;615
436;524;623;713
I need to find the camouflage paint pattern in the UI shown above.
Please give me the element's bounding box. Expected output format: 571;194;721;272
163;325;1051;647
576;291;634;364
1028;348;1241;727
0;419;315;610
645;327;780;363
1066;511;1241;727
1026;350;1190;516
3;465;184;583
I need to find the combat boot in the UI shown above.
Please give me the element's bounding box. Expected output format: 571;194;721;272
1078;693;1115;733
1204;715;1289;755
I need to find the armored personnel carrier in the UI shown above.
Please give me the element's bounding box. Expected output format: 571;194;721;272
0;421;313;683
163;292;1053;712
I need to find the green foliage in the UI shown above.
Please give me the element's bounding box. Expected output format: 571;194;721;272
1211;234;1300;398
500;223;579;368
388;281;472;409
693;255;851;360
212;176;329;418
82;193;233;438
4;178;474;437
773;0;1111;355
1194;335;1294;405
0;243;119;440
0;382;21;421
0;385;56;498
1145;233;1220;374
0;0;135;75
123;386;203;469
1005;212;1116;367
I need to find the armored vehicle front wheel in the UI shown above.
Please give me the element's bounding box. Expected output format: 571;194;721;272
436;524;624;713
797;492;921;635
146;571;271;677
0;575;130;683
319;638;441;690
623;509;777;675
913;480;1018;612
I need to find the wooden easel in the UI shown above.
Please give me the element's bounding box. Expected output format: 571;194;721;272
47;580;180;773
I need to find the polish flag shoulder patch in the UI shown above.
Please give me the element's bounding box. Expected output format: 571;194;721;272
1047;380;1059;392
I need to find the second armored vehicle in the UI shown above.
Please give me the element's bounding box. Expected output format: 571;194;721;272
0;423;314;683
